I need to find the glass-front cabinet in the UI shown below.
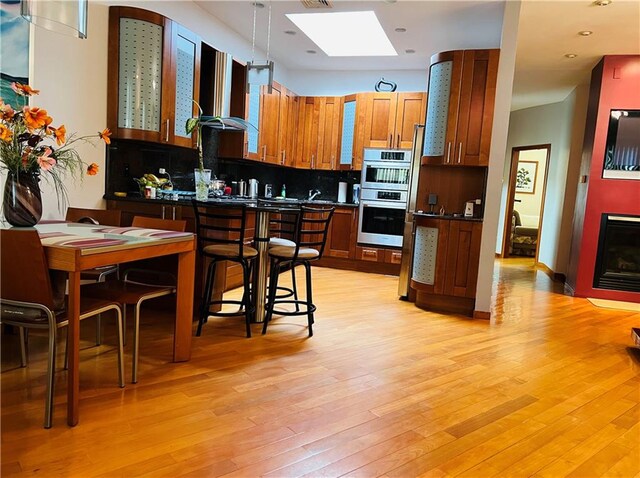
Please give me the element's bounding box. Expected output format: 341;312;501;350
108;7;200;148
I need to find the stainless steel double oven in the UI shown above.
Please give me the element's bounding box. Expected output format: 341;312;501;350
357;148;411;247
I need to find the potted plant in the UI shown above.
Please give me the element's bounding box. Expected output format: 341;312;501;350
186;102;257;200
0;83;110;226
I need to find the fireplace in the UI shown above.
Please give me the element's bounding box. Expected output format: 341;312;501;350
593;214;640;293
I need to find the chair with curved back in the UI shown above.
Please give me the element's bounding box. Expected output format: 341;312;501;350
82;215;186;383
263;205;334;337
191;200;257;338
0;229;125;428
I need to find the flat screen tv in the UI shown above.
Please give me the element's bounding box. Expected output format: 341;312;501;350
603;109;640;180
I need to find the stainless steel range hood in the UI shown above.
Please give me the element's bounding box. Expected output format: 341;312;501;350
212;51;233;118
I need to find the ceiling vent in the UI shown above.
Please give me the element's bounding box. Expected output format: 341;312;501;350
301;0;332;8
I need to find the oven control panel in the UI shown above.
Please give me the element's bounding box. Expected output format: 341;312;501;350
377;191;402;201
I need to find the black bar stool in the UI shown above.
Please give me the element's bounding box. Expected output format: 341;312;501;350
262;206;334;337
192;200;257;338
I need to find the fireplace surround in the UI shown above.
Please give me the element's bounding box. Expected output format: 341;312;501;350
593;214;640;293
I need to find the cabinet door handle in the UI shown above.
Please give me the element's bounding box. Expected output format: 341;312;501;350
397;134;400;149
172;206;176;220
458;142;463;164
262;144;267;161
161;205;166;219
311;154;315;169
446;142;451;164
389;133;393;148
281;150;285;165
331;155;335;170
165;119;170;142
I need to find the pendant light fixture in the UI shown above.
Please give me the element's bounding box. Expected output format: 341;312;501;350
21;0;88;39
247;1;274;93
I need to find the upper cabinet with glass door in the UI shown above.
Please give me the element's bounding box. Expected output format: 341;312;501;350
107;7;200;148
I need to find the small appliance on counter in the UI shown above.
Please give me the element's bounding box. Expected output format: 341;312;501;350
337;182;347;203
248;179;259;199
352;184;361;204
264;184;273;198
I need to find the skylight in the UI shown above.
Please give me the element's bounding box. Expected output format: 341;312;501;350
285;11;397;57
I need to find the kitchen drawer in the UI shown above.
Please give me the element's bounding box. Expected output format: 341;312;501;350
385;249;402;264
356;246;384;263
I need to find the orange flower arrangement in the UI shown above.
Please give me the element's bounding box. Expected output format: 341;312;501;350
0;83;110;207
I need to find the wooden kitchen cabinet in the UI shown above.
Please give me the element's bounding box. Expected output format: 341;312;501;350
339;94;367;171
363;92;426;150
106;199;187;227
317;97;342;170
258;83;282;164
422;49;499;167
295;97;320;169
410;216;483;310
278;88;298;167
107;7;200;148
325;207;357;259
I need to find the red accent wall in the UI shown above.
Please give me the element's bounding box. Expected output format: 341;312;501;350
571;56;640;302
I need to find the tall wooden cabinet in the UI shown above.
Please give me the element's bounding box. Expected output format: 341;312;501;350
422;49;499;166
363;92;426;150
107;7;200;148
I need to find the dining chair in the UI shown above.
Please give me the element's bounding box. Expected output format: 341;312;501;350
81;216;186;383
66;207;122;345
263;206;335;337
191;200;257;338
0;229;125;428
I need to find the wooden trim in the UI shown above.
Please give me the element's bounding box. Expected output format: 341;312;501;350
415;291;475;317
473;310;491;320
502;144;551;259
536;261;566;284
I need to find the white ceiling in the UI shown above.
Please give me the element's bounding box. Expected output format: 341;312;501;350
194;0;640;110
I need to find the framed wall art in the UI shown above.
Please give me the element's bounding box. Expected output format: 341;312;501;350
515;161;538;194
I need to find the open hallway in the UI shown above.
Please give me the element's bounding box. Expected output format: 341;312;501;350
2;260;639;477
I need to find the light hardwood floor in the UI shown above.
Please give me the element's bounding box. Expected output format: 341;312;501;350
2;258;639;477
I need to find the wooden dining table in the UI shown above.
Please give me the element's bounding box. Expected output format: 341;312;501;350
34;221;196;426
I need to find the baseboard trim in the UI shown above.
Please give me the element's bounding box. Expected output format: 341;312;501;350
473;310;491;320
536;262;566;284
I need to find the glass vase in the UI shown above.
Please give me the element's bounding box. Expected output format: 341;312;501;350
3;170;43;227
194;168;211;201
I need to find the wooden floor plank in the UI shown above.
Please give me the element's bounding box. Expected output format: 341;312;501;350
2;258;640;477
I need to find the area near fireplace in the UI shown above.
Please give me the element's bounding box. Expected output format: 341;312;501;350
566;55;640;303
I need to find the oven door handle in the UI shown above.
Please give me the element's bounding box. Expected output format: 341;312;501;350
360;200;407;210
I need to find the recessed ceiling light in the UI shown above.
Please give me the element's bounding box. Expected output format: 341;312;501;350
565;53;578;58
593;0;612;5
579;30;593;36
395;27;407;33
405;49;415;54
284;30;296;35
286;11;398;57
306;49;317;54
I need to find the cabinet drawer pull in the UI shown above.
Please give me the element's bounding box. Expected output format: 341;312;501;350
446;142;451;163
362;249;378;260
458;142;462;164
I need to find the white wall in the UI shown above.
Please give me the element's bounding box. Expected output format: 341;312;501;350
474;0;520;315
513;148;547;226
29;2;110;219
495;85;589;273
287;70;428;96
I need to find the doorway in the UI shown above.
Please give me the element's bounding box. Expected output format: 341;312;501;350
502;144;551;262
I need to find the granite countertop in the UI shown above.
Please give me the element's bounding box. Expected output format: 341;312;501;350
105;194;359;208
413;211;483;222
